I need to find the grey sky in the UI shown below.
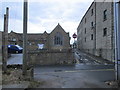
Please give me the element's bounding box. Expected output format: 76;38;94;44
1;0;94;44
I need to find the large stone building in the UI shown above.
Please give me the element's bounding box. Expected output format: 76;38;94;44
0;31;2;63
0;31;2;50
8;23;71;50
77;1;114;62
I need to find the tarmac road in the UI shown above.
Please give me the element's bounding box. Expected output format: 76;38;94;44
34;65;115;88
7;53;116;88
34;49;115;88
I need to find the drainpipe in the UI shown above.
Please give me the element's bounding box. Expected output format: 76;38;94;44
114;0;120;84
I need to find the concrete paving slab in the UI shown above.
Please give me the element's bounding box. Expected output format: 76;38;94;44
7;54;23;65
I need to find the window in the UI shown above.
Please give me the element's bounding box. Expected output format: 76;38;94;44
91;34;93;40
91;9;93;16
85;28;86;34
11;46;18;49
85;18;86;23
54;32;63;45
91;22;94;27
91;22;94;29
12;38;16;41
103;10;107;21
103;28;107;36
85;37;86;42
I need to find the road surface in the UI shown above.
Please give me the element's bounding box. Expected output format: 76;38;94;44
34;65;115;88
7;53;116;88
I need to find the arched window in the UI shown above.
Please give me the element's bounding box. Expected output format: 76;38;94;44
54;32;63;45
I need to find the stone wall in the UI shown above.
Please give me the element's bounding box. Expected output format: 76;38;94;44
27;49;75;65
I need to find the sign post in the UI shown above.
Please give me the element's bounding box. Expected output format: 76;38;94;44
114;0;120;86
72;33;77;42
72;33;77;48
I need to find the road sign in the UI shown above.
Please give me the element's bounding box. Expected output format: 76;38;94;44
73;33;77;39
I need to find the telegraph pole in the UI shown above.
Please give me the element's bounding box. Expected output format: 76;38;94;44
114;0;120;85
3;7;9;73
23;0;28;76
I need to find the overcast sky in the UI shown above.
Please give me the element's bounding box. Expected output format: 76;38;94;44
1;0;94;44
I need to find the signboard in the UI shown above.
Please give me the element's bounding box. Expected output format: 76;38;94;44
38;44;44;49
72;33;77;39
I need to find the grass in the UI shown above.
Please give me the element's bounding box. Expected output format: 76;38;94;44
28;80;44;88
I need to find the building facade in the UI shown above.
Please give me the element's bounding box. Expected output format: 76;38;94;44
8;23;71;50
77;1;114;62
0;31;2;56
1;24;74;65
0;31;2;62
0;31;2;50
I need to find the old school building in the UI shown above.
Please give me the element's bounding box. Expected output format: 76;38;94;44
8;23;71;50
77;0;114;62
8;23;74;65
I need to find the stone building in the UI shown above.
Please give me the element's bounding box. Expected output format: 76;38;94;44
8;23;71;50
8;24;74;65
77;1;114;62
0;31;2;50
0;31;2;48
8;31;23;46
0;31;2;62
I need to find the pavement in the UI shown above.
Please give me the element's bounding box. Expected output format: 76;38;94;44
75;49;114;65
7;54;23;65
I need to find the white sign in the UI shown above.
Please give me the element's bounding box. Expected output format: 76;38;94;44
38;44;44;49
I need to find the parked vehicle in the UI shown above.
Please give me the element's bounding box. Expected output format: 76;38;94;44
8;45;23;53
